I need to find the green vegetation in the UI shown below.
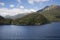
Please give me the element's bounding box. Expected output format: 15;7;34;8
12;13;49;25
41;8;60;22
38;5;60;22
0;19;11;25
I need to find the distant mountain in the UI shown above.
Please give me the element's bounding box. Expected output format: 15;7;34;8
5;13;29;19
4;15;12;19
11;14;28;19
37;4;60;22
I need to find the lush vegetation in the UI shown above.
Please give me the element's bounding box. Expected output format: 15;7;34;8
41;8;60;22
12;13;49;25
0;17;12;25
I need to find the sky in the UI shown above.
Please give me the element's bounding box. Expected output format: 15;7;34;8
0;0;60;16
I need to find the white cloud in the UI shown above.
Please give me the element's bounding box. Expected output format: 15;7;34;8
28;0;34;4
28;0;50;4
20;5;24;9
0;2;5;6
29;9;36;12
10;4;15;8
0;8;36;16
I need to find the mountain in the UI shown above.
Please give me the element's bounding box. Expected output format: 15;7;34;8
37;4;60;22
4;15;12;19
12;13;49;25
5;13;29;19
37;6;49;12
11;14;28;19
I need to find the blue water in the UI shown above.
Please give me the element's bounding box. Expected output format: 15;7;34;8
0;22;60;40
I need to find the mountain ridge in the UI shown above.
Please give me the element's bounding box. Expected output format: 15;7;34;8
37;4;60;22
37;4;60;13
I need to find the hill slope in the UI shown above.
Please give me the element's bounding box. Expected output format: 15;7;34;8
37;5;60;22
0;16;11;25
13;13;49;25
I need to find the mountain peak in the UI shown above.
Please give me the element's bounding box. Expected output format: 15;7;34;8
37;4;60;13
44;4;60;11
49;4;59;8
50;4;58;6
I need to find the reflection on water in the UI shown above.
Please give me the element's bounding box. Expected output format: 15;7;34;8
0;22;60;40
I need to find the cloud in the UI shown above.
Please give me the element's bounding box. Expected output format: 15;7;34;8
28;0;50;4
0;2;5;6
0;8;36;16
10;4;15;8
20;5;24;9
28;0;34;4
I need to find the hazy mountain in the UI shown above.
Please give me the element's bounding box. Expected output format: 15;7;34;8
12;14;28;19
5;13;29;19
4;15;12;19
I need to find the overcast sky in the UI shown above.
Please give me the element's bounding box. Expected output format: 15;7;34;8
0;0;60;16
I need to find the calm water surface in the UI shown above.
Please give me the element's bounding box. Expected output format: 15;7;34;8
0;22;60;40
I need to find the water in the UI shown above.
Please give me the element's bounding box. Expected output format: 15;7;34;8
0;22;60;40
